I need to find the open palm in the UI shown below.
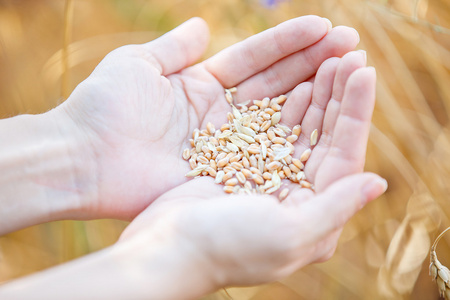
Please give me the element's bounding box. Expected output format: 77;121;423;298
119;46;378;264
61;16;362;219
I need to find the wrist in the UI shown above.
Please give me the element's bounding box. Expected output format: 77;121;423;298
117;216;220;299
42;106;100;219
0;110;98;233
0;225;218;300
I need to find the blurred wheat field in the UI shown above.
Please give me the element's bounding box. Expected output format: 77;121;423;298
0;0;449;299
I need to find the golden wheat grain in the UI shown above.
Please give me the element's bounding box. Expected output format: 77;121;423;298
279;188;289;201
292;125;302;137
310;129;318;146
300;148;312;162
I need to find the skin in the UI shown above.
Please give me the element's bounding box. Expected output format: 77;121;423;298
54;15;362;220
0;16;386;299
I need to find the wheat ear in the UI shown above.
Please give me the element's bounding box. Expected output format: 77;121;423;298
430;227;450;299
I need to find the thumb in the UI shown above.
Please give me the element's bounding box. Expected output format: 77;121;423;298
294;172;387;242
143;17;210;75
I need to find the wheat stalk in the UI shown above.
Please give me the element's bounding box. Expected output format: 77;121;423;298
62;0;74;100
430;227;450;299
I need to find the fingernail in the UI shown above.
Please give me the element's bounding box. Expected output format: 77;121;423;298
362;177;387;205
352;28;360;44
322;18;332;32
357;49;367;64
366;66;376;76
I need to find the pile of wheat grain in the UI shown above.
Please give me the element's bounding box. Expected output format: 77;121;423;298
182;88;316;200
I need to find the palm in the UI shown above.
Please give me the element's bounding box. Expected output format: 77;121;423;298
65;16;363;219
121;47;375;223
120;57;377;285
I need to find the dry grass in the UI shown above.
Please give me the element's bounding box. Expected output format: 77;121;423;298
0;0;449;299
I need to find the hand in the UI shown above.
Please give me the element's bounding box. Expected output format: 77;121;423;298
0;38;382;299
119;173;386;291
55;16;360;220
118;56;386;290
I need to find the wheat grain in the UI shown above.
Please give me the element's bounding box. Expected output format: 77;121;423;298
215;170;225;184
223;172;234;182
182;148;191;160
273;127;286;137
300;180;313;189
272;137;286;144
183;89;315;199
253;174;264;185
223;186;234;193
300;148;312;162
310;129;318;146
272;171;281;188
261;97;270;109
236;172;246;184
286;134;298;143
292;125;301;137
279;188;289;201
283;166;292;177
271;112;281;125
296;171;306;181
276;95;287;105
225;178;238;186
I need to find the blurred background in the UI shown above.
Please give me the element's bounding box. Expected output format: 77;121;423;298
0;0;449;299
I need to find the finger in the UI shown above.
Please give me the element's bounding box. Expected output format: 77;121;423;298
305;51;367;179
143;17;210;75
204;16;331;88
161;177;223;200
311;230;340;263
297;173;387;243
320;50;367;140
234;26;360;101
314;67;376;191
294;57;340;150
280;82;313;128
283;184;316;207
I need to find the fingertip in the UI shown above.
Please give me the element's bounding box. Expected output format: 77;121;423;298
329;51;367;102
347;66;377;86
186;17;209;33
361;174;387;206
302;15;331;34
275;15;331;51
183;16;210;47
341;50;366;66
291;80;314;96
147;16;210;75
322;18;333;32
366;66;376;77
319;56;341;73
281;81;313;127
328;26;360;52
356;49;367;64
352;28;360;44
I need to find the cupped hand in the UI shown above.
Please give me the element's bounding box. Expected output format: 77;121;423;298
119;53;383;288
119;172;386;289
58;16;360;219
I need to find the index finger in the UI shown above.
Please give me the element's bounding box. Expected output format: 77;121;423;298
203;15;331;88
